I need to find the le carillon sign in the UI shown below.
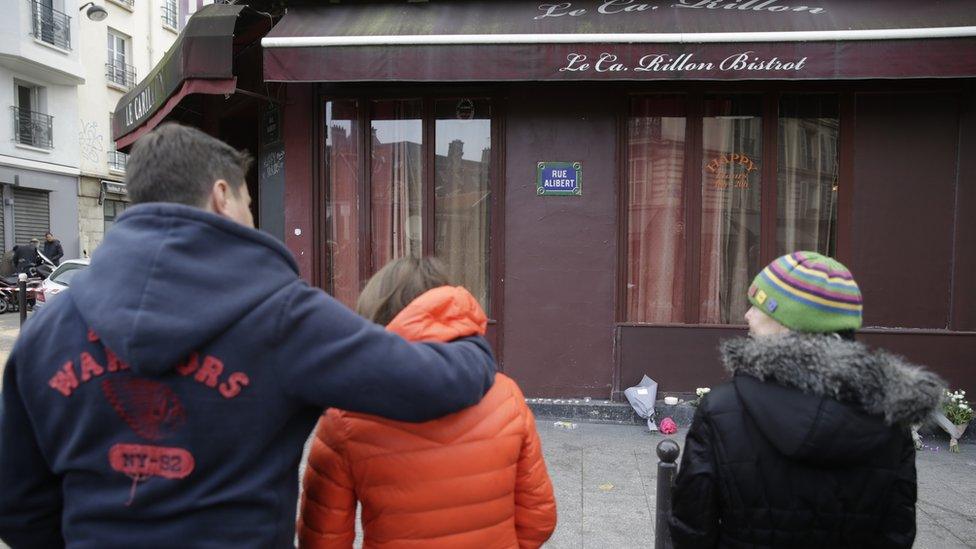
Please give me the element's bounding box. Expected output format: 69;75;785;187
261;0;976;83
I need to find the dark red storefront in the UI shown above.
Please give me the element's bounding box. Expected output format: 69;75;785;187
122;1;976;399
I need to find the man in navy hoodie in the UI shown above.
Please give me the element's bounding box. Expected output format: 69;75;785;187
0;123;496;547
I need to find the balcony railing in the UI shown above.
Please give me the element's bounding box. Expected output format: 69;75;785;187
106;62;137;90
30;0;71;51
161;1;178;29
107;150;128;172
11;107;54;149
110;0;134;7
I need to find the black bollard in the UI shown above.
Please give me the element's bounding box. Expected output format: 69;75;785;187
655;439;680;549
17;273;27;326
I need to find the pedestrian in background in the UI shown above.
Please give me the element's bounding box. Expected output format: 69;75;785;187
43;231;64;265
11;238;39;274
669;251;944;548
299;256;557;549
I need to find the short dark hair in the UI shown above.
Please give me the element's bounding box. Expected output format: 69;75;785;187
126;123;253;207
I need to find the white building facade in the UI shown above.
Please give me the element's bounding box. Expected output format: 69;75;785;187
76;0;185;255
0;0;86;267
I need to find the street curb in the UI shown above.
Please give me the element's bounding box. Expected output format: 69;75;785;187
527;398;698;427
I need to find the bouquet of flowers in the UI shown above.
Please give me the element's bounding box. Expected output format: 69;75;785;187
943;389;972;453
944;390;973;425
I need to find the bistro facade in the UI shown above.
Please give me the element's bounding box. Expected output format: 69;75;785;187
116;1;976;398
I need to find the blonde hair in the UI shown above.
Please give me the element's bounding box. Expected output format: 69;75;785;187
356;256;450;326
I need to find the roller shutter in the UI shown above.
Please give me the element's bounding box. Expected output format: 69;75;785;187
12;188;50;244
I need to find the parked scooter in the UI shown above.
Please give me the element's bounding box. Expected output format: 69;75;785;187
0;274;40;314
0;251;51;313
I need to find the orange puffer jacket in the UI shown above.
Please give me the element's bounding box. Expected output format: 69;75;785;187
298;286;557;549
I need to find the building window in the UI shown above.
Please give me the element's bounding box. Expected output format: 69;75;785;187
370;100;424;269
626;96;687;324
12;82;53;149
106;30;136;90
323;98;495;312
324;100;361;307
625;94;839;326
107;150;128;173
700;95;763;324
434;99;492;309
777;95;839;258
162;0;179;29
104;199;128;233
30;0;72;50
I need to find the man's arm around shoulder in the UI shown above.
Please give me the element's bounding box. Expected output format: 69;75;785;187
274;283;496;422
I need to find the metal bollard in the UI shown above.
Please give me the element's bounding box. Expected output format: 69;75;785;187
17;273;27;326
655;439;681;549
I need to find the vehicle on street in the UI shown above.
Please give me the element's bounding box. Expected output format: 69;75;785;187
32;259;91;312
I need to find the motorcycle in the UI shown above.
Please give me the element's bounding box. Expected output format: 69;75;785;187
0;251;53;314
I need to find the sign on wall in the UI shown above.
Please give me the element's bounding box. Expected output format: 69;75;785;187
537;162;583;196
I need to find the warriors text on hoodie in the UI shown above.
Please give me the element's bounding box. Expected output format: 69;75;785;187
0;203;496;548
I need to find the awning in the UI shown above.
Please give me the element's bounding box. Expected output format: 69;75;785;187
262;0;976;82
113;4;272;150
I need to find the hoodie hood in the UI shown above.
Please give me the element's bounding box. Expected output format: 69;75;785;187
69;203;299;376
721;334;944;463
386;286;487;343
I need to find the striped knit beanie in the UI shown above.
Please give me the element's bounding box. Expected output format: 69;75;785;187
747;251;863;333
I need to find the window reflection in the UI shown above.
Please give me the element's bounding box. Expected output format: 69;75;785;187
778;95;839;258
434;99;492;311
371;100;424;270
700;96;762;324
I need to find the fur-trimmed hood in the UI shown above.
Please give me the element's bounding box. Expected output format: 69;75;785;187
722;334;944;426
720;335;944;463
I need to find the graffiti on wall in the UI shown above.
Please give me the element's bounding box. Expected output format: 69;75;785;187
80;120;105;164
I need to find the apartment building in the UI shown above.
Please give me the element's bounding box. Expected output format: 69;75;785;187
76;0;185;255
0;0;86;265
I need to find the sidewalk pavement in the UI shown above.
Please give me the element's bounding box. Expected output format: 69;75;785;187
0;315;974;548
537;419;976;548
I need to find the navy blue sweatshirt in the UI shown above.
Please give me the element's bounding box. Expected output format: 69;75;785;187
0;203;496;548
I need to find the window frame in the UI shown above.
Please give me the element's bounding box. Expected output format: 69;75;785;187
107;29;127;67
618;85;852;327
162;0;179;30
316;88;504;321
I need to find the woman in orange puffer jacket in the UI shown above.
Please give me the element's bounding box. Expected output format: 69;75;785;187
298;256;557;549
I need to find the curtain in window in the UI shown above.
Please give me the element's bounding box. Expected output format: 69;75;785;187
700;97;762;324
626;97;686;323
325;101;360;308
777;95;839;257
434;99;492;311
371;100;423;271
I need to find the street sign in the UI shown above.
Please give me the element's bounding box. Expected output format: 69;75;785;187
537;161;582;196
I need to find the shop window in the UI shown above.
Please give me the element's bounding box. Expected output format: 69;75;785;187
104;199;128;233
626;96;686;323
700;95;762;324
777;95;838;258
324;100;361;307
624;94;841;326
434;99;492;309
323;97;495;313
370;100;424;270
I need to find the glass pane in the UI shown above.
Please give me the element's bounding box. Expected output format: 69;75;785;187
626;96;686;323
777;95;838;258
700;96;762;324
370;100;423;271
434;98;492;312
325;100;361;308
